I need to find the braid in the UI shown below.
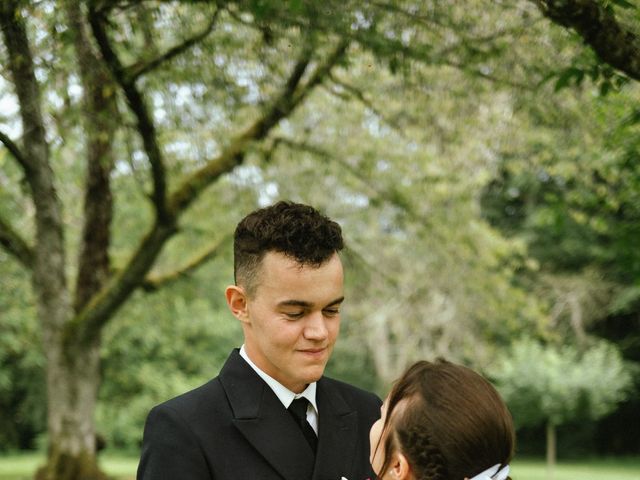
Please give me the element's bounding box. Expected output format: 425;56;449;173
399;425;448;480
378;361;515;480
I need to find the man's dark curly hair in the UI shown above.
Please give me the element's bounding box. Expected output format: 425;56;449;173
233;201;344;295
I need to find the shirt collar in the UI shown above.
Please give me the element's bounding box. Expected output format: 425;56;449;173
239;345;318;414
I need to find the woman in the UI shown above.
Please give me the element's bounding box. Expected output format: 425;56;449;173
369;360;515;480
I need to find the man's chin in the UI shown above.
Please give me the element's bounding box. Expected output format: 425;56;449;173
301;365;327;383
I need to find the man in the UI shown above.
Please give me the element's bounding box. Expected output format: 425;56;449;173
137;201;381;480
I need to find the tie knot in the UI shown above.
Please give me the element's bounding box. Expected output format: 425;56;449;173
288;397;309;423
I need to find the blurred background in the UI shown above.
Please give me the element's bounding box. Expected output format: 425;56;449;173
1;1;638;479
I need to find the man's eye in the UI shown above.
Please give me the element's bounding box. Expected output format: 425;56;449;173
284;311;305;319
323;309;340;317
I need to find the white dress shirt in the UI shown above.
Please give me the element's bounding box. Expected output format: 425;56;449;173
239;345;319;434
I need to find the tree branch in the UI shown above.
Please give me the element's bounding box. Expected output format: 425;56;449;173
268;137;404;211
0;3;47;181
141;232;232;291
0;213;34;269
167;38;349;214
0;130;30;174
65;0;118;313
66;35;348;346
65;220;176;346
437;58;534;90
269;136;445;241
532;0;640;82
1;1;68;309
127;9;220;81
326;74;406;134
88;5;171;223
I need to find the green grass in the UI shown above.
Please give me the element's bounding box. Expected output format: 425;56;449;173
0;451;137;480
0;452;638;480
512;457;640;480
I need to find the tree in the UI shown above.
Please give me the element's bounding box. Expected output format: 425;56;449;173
3;0;554;476
490;338;632;478
250;50;551;385
0;1;365;477
479;2;640;453
531;0;640;82
3;1;638;476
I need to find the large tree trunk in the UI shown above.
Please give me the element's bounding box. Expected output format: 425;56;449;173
36;336;105;480
1;2;112;478
34;2;120;478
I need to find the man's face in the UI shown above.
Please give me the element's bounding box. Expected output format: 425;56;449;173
235;251;344;393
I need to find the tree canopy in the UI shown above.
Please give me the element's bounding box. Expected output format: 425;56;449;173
2;1;640;477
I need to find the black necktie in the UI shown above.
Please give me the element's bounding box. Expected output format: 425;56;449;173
288;397;318;453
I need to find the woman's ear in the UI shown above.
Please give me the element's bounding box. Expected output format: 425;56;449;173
225;285;249;324
388;452;412;480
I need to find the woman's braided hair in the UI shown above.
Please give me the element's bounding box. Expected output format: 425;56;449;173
398;426;448;480
375;360;515;480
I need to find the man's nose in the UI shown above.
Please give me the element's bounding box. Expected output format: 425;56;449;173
303;311;329;340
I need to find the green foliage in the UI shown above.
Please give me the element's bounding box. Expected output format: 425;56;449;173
3;0;640;456
253;49;550;379
603;0;637;11
0;262;45;451
97;253;242;448
490;338;633;428
543;50;631;96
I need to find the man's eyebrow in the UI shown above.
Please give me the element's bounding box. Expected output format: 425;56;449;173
277;300;313;308
277;297;345;309
325;297;345;308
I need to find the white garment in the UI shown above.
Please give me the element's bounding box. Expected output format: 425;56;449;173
468;463;510;480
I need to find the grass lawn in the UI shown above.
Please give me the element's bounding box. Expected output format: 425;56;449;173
0;452;138;480
0;452;638;479
513;457;640;480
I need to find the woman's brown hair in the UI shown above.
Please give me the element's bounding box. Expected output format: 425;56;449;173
375;360;515;480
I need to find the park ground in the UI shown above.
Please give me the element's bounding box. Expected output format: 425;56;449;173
0;452;639;480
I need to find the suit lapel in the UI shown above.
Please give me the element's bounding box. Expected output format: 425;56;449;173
219;350;315;480
312;378;359;480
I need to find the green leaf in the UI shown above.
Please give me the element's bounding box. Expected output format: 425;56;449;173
554;67;584;91
610;0;635;9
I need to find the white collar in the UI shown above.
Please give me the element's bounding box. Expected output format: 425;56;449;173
239;345;318;414
468;464;510;480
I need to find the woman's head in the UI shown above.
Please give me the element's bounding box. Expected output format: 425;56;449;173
369;360;515;480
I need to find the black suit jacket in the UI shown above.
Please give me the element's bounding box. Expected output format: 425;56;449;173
137;349;381;480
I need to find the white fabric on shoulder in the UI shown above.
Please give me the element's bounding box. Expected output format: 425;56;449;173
468;463;510;480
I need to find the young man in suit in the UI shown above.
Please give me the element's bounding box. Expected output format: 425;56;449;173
137;201;381;480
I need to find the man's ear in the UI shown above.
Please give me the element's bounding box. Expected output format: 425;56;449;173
225;285;249;324
388;452;411;480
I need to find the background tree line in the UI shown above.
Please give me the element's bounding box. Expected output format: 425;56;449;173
1;1;639;479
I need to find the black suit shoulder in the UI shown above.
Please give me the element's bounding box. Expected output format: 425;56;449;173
320;375;381;404
137;377;233;480
319;375;381;421
158;377;225;419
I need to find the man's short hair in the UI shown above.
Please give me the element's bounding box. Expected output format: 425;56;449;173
233;201;344;295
